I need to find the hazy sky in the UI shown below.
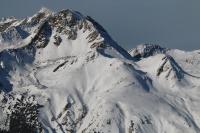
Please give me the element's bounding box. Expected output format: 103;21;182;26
0;0;200;50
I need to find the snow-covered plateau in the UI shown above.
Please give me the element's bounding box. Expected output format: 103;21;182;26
0;8;200;133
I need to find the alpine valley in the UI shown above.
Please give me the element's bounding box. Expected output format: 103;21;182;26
0;8;200;133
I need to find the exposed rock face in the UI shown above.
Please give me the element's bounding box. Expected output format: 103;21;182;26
156;55;184;81
0;21;16;33
33;22;52;48
53;35;62;46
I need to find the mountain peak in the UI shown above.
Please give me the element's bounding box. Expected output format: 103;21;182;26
0;8;131;60
129;43;167;59
38;7;53;15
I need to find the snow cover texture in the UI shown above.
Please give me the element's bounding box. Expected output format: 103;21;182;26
0;8;200;133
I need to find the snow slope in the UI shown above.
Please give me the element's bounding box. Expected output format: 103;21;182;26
0;9;200;133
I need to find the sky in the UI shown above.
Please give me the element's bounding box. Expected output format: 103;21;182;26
0;0;200;51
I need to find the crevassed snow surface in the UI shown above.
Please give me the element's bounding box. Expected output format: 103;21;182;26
0;8;200;133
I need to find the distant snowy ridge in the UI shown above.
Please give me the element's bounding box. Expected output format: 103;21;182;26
0;8;200;133
129;43;168;59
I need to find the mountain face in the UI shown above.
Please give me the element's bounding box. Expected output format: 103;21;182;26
0;8;200;133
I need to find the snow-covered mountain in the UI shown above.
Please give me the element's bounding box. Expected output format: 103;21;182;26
0;8;200;133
